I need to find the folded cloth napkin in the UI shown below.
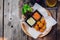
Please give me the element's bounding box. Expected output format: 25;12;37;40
27;3;57;39
45;16;57;27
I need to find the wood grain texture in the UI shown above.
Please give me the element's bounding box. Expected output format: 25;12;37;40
57;6;60;40
0;0;3;37
4;0;27;40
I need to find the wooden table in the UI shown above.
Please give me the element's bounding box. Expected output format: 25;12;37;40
0;0;60;40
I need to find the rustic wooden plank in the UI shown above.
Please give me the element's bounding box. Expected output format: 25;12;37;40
4;0;28;40
0;0;3;37
57;6;60;30
4;0;12;40
57;6;60;40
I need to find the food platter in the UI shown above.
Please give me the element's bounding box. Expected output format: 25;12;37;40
20;9;52;37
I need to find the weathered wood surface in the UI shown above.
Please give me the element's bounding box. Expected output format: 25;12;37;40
0;0;3;37
3;0;60;40
57;6;60;40
4;0;27;40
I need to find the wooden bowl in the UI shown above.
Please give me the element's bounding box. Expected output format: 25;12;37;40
20;9;52;38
